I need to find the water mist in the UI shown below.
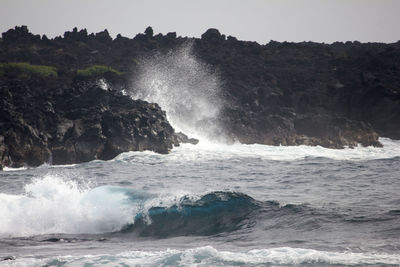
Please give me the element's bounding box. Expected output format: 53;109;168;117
130;42;225;142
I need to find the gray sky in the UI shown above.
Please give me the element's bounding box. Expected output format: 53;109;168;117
1;0;399;44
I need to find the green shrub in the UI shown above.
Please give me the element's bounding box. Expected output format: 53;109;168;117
0;62;58;77
77;65;122;77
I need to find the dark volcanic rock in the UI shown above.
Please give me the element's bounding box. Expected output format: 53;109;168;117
175;132;199;145
0;78;178;168
193;32;400;147
1;25;400;160
220;107;381;148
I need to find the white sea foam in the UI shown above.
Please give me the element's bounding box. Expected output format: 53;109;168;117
97;78;109;91
0;175;199;237
2;166;27;172
114;137;400;162
3;162;77;172
0;176;137;237
4;246;400;266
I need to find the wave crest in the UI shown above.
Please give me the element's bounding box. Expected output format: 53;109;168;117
0;176;259;237
123;191;259;237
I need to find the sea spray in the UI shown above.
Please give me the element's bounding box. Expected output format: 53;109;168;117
0;175;136;236
0;175;259;237
130;42;226;142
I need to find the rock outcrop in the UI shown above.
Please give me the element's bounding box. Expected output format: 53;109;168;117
195;29;399;147
0;77;180;168
220;108;381;148
1;25;400;168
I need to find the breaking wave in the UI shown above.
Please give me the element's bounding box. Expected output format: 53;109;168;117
0;176;258;237
1;173;399;239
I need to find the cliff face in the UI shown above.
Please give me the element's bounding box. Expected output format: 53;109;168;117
1;26;400;167
196;29;400;147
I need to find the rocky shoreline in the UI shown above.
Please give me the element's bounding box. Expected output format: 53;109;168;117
0;77;188;168
197;29;399;148
1;26;399;168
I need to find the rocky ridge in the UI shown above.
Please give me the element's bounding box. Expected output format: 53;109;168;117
197;29;399;147
0;75;187;168
1;26;400;167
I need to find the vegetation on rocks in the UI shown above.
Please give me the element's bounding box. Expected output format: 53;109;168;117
0;62;57;78
77;65;122;77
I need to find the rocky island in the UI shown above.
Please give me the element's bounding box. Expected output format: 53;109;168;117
1;26;399;168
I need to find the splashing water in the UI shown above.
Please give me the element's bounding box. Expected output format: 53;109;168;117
0;175;137;236
130;42;225;141
0;174;258;238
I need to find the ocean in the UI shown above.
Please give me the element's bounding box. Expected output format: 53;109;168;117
1;138;400;266
1;42;400;266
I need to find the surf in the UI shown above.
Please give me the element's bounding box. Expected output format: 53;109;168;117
6;246;400;266
113;137;400;163
0;176;259;237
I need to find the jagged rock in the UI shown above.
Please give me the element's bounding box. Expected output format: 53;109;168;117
175;132;199;145
0;79;179;168
1;25;400;164
144;26;154;37
95;29;112;43
201;28;225;42
2;25;40;43
64;27;88;42
166;32;177;39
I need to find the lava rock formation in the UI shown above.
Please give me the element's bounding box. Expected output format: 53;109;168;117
1;26;400;167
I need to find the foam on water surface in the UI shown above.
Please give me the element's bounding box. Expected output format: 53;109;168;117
4;246;400;266
114;137;400;162
2;166;27;172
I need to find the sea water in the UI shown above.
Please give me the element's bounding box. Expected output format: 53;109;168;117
1;138;400;266
1;43;400;266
